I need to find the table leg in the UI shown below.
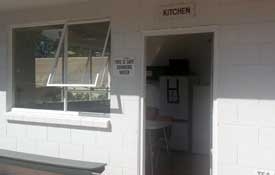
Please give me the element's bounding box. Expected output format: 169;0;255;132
163;128;169;153
149;132;154;175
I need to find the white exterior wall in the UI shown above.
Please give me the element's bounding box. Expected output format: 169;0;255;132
0;0;275;175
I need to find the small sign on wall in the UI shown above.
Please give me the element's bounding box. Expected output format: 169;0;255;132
255;170;275;175
159;3;195;18
113;57;135;77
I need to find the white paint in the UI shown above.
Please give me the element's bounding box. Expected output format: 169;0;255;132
0;0;89;12
59;143;83;160
0;1;274;175
5;108;111;129
47;127;71;144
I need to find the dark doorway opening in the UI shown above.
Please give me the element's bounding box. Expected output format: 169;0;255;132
145;33;214;175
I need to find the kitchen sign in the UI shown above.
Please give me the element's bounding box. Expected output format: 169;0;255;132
160;3;195;18
114;57;135;77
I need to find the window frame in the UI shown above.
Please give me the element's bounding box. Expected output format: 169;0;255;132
46;22;111;88
10;18;112;113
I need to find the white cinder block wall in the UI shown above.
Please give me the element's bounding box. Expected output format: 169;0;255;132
0;0;275;175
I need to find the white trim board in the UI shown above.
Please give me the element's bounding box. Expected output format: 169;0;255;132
5;108;111;129
139;25;220;175
9;18;110;29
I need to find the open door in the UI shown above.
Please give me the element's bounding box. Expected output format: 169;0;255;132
144;32;214;175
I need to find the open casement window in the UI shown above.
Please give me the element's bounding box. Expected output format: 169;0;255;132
13;21;111;113
47;22;111;88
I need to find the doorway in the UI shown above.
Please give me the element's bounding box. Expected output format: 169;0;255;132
142;29;215;175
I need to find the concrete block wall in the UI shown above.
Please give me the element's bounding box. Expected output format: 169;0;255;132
218;21;275;174
0;105;140;175
0;1;141;175
0;0;275;175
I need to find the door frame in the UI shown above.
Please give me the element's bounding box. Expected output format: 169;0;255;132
139;25;220;175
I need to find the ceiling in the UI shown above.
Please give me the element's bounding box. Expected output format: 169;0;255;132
146;33;213;66
0;0;89;12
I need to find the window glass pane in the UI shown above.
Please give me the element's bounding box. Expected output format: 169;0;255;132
13;22;111;113
13;25;64;110
67;87;110;113
67;22;110;85
67;22;111;112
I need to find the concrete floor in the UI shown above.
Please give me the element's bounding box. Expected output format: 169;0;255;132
146;151;210;175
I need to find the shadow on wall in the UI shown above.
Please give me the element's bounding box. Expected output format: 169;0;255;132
110;94;123;114
218;64;275;100
0;25;7;92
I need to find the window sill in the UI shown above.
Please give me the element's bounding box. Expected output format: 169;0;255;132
4;108;111;129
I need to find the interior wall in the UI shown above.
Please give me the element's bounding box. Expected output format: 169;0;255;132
146;34;212;85
146;34;212;109
146;34;212;154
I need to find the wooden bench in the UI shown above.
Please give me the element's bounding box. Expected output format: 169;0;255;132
0;149;106;175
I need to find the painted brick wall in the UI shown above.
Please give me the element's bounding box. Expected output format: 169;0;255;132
217;22;275;174
0;0;275;175
0;1;141;174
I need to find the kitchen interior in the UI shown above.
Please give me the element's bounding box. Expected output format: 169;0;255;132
145;33;213;175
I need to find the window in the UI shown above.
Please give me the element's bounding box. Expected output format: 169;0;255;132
13;21;111;113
